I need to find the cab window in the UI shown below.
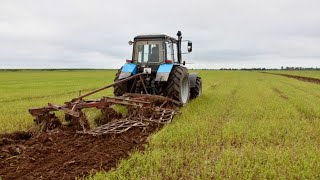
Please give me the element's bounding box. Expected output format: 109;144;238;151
136;41;162;63
166;41;174;61
173;43;178;63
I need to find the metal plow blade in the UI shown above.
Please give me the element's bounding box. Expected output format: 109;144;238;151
79;119;146;135
29;93;179;134
81;107;178;136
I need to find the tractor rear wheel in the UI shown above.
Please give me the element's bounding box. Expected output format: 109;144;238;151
166;66;190;105
113;67;129;96
190;77;202;99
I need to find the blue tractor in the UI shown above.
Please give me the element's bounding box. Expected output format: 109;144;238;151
114;31;202;105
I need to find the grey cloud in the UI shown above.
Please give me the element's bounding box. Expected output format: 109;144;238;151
0;0;319;69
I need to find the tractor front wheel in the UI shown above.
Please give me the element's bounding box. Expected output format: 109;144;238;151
113;67;129;96
166;66;190;105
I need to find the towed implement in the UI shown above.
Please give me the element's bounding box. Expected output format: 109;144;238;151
28;31;202;134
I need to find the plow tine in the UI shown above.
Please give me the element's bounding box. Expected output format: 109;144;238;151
80;119;147;135
48;103;80;117
159;100;168;108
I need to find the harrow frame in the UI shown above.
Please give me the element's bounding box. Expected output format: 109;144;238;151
28;73;180;134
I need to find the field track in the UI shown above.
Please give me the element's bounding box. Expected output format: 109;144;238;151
262;72;320;84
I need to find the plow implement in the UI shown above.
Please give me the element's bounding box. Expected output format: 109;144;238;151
28;73;180;135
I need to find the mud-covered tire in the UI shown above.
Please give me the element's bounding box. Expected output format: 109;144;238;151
166;66;190;105
190;77;202;99
113;67;129;96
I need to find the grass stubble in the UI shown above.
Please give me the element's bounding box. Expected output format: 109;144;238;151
0;70;319;179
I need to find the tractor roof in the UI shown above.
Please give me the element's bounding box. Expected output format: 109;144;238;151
134;34;177;41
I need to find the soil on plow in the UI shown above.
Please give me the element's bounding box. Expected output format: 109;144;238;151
0;124;160;179
261;72;320;85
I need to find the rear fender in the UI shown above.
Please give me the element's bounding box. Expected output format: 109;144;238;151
119;63;137;79
155;64;174;81
189;73;198;88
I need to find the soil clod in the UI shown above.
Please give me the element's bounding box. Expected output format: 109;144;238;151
0;124;160;179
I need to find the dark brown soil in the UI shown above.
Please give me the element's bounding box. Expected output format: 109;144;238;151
0;124;160;180
261;72;320;84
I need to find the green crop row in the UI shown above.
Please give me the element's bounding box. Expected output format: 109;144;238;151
90;70;320;179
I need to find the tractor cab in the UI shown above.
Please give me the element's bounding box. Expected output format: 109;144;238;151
131;34;178;65
123;32;192;77
115;31;200;105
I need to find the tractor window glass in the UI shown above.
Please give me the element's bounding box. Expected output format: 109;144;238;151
173;43;178;63
166;42;174;60
137;44;160;63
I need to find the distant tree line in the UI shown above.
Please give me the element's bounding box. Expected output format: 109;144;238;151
0;69;115;71
280;66;320;70
218;67;320;71
1;67;319;71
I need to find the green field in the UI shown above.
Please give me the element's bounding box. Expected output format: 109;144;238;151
0;70;115;132
1;70;320;179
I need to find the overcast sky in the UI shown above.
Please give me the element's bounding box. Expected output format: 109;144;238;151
0;0;319;69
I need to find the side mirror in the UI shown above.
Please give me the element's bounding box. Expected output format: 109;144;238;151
128;41;134;45
183;61;186;65
187;41;192;52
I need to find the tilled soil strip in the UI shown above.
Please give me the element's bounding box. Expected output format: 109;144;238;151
0;124;161;180
261;72;320;85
